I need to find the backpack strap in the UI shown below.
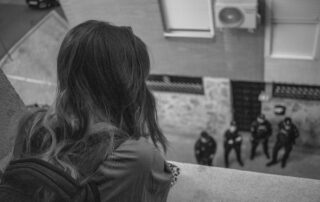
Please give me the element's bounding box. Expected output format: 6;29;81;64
1;158;100;202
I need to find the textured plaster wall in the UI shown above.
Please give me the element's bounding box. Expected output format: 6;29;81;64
167;161;320;202
0;69;25;170
1;12;67;105
262;98;320;147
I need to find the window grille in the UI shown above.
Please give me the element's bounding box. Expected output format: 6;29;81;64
273;83;320;100
147;74;204;94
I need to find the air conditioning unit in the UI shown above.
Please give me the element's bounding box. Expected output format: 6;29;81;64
215;0;258;29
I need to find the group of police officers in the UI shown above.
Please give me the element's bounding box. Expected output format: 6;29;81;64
194;114;299;168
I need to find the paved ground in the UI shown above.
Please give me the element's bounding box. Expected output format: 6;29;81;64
164;127;320;180
0;2;65;60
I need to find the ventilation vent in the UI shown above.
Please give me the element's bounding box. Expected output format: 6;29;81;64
273;83;320;100
147;75;204;95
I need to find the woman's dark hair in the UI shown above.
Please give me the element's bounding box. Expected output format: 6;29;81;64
17;20;167;180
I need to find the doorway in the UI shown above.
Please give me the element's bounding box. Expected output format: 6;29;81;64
231;81;265;131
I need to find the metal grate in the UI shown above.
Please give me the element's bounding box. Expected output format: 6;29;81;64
231;81;265;131
273;83;320;100
147;74;204;95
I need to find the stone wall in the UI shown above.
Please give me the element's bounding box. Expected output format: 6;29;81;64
262;98;320;147
156;77;232;139
155;77;232;164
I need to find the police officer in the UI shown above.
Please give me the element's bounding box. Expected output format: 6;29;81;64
194;131;217;166
250;114;272;160
267;117;299;168
224;121;244;168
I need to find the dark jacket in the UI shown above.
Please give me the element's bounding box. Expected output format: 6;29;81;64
194;136;217;160
224;130;242;147
250;120;272;139
277;122;299;145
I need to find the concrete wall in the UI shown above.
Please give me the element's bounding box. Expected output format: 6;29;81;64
168;161;320;202
0;69;25;170
262;98;320;147
0;11;68;105
59;0;265;81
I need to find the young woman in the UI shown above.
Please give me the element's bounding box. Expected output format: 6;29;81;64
3;20;175;201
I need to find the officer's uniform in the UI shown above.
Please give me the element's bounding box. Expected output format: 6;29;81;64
250;118;272;159
267;119;299;168
194;132;217;166
224;129;244;168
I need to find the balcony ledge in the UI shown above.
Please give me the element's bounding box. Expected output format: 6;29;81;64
167;162;320;202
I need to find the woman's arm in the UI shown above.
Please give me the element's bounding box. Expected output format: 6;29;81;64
92;137;171;202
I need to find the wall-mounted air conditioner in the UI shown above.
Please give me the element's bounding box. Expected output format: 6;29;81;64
215;0;258;29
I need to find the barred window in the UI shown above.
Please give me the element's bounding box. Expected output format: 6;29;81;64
273;83;320;100
147;75;204;95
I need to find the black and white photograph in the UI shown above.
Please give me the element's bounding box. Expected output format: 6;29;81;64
0;0;320;201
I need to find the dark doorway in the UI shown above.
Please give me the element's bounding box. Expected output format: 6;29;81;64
231;81;265;131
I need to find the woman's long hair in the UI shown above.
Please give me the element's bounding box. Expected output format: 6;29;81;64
18;20;167;181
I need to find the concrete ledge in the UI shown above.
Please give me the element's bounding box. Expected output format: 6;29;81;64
167;162;320;202
0;69;25;170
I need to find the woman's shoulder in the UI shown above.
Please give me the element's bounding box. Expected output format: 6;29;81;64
120;137;157;153
101;137;164;172
94;137;172;201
